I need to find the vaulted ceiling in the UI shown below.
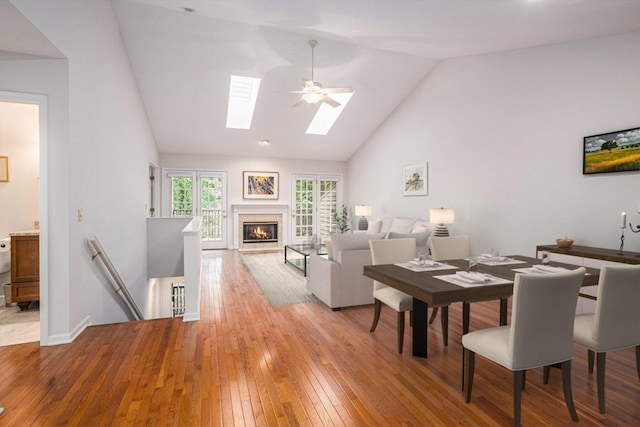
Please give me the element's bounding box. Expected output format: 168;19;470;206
5;0;640;161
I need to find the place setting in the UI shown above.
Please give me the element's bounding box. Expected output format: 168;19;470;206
434;256;513;287
396;251;458;272
477;249;526;266
511;250;572;274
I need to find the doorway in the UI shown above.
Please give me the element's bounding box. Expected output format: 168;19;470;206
163;169;228;250
291;174;343;244
0;91;47;346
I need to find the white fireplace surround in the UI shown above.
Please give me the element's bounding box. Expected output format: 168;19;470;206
232;204;289;250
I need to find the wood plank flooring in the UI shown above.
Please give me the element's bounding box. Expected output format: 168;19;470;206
0;249;639;426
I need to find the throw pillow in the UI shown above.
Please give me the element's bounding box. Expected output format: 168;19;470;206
389;218;417;234
378;217;395;234
388;231;430;247
411;220;430;234
367;220;382;234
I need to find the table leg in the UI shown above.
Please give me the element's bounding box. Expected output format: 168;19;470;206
499;297;508;325
412;298;428;358
303;254;308;276
462;302;470;334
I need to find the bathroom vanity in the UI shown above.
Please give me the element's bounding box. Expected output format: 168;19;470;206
10;230;39;311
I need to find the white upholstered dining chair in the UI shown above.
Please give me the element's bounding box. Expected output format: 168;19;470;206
369;238;416;354
427;235;471;341
572;264;640;414
462;267;586;427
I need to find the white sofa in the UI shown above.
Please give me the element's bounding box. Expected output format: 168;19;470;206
307;217;431;310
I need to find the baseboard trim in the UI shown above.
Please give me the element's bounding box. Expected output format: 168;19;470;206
45;315;92;346
182;311;200;322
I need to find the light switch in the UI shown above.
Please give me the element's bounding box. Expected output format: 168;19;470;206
78;209;83;222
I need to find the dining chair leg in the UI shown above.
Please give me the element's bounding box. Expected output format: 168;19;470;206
428;306;439;324
635;345;640;380
587;349;595;373
463;348;475;403
561;360;579;422
440;305;449;346
370;299;382;332
513;370;525;427
397;311;405;354
409;310;413;327
543;366;550;384
596;352;606;414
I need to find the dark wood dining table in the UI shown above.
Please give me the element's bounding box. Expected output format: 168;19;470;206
363;255;599;358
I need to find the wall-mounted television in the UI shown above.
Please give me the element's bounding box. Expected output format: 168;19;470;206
583;126;640;175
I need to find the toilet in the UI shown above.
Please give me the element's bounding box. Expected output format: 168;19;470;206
1;237;12;306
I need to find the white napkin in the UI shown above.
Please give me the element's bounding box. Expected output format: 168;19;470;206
455;271;492;283
410;259;438;267
532;264;567;273
480;253;508;261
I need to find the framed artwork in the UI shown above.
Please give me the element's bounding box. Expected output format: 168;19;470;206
0;156;8;182
243;171;279;199
403;162;427;196
583;126;640;175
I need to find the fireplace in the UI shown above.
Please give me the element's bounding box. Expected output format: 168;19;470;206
243;222;278;244
234;205;287;251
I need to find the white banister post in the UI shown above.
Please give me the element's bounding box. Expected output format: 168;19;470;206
182;217;202;322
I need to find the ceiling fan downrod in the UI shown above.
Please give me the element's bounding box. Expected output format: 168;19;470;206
308;39;317;82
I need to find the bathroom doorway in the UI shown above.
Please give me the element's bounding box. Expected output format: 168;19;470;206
0;92;47;346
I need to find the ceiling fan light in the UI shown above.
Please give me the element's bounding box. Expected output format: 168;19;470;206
302;92;322;104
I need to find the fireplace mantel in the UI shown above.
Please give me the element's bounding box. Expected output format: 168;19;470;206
231;204;290;250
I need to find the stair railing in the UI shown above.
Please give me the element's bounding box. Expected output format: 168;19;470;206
88;233;144;321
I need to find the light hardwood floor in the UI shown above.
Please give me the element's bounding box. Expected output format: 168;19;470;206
0;249;638;426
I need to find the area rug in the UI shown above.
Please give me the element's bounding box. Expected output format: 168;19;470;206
240;252;318;307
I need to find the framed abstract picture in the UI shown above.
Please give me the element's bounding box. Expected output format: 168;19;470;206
403;162;427;196
243;171;279;199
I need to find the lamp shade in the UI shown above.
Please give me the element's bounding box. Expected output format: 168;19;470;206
354;205;372;217
430;207;455;225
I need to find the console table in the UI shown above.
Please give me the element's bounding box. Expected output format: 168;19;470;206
536;244;640;264
536;244;640;314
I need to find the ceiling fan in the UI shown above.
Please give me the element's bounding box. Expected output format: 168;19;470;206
290;40;353;108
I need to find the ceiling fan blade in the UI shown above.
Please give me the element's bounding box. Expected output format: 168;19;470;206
292;97;306;107
324;87;353;94
321;95;341;108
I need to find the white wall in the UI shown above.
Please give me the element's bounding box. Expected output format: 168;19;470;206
348;32;640;257
0;101;39;237
7;0;160;338
160;153;348;244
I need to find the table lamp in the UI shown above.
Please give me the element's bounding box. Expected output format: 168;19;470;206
354;205;372;231
430;207;455;237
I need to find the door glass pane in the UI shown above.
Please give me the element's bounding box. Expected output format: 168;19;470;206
201;176;223;242
171;176;193;216
295;178;314;239
319;179;338;237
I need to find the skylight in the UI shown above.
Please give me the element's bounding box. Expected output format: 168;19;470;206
226;75;261;129
305;92;354;136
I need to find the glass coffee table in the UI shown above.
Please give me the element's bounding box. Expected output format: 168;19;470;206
284;244;327;276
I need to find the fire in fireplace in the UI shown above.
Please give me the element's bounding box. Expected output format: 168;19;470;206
243;222;278;243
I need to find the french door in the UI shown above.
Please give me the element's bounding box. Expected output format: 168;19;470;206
165;170;228;250
291;174;343;244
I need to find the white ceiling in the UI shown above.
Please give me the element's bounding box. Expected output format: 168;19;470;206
7;0;640;161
